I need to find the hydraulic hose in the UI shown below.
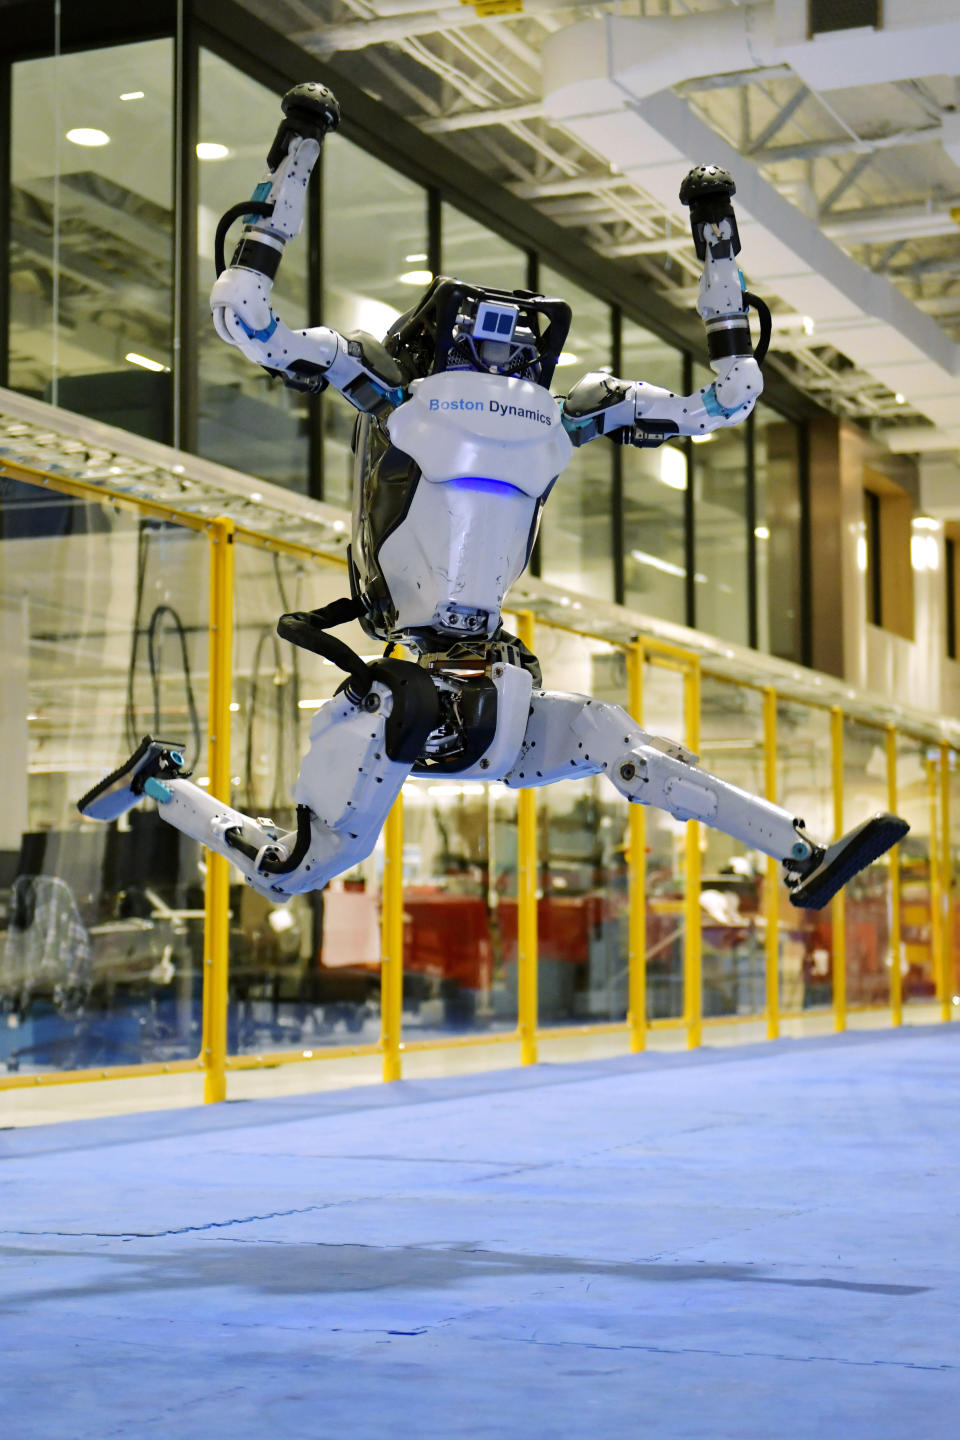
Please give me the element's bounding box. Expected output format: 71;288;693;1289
742;290;772;367
213;199;275;278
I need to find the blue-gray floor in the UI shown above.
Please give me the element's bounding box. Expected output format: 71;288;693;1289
3;1028;959;1439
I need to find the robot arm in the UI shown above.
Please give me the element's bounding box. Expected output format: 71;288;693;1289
561;165;768;449
209;84;406;418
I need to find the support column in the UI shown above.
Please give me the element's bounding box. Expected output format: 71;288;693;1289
887;726;903;1027
628;640;646;1053
685;659;702;1050
516;610;538;1066
764;686;780;1040
203;517;234;1104
381;791;405;1082
831;706;847;1034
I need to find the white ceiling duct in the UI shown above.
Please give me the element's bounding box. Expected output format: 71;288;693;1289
542;0;960;451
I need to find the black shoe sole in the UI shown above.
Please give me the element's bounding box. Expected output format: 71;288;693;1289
788;812;909;910
77;736;184;822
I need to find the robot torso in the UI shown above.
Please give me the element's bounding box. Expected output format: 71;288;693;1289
350;371;572;649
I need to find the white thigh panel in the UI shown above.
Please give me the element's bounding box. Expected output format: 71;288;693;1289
154;681;414;899
503;690;802;863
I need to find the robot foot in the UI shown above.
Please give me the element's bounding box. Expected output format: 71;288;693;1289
786;812;909;910
77;736;186;822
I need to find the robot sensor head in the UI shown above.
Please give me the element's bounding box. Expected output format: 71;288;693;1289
385;278;571;388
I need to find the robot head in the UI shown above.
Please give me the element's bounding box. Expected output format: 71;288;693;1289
384;277;572;388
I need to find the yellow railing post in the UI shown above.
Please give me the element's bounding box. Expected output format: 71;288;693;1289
831;707;847;1033
628;640;646;1053
763;687;780;1040
685;658;702;1050
202;517;234;1104
943;746;955;1022
516;610;539;1066
929;752;945;1018
887;726;903;1027
381;791;405;1082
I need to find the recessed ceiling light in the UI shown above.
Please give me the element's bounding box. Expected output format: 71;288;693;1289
754;525;770;540
690;433;715;444
125;351;168;373
66;128;110;147
196;142;230;160
404;252;428;263
119;91;144;101
895;392;906;404
555;351;579;366
399;268;433;285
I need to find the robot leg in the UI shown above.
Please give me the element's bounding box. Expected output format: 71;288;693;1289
502;690;908;910
78;661;441;900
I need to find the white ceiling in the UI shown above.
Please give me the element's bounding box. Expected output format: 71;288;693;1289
237;0;960;458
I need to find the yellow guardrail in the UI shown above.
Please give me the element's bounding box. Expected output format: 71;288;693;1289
0;461;956;1101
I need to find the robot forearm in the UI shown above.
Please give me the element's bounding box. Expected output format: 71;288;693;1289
562;163;767;449
562;354;762;448
209;84;405;416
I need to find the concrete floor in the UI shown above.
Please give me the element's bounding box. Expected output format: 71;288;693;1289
2;1026;958;1438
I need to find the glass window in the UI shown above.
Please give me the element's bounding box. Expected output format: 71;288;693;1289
693;363;749;646
842;718;893;1008
197;50;310;491
755;411;803;661
621;321;687;623
10;40;174;441
538;267;614;600
227;548;383;1054
699;677;767;1019
896;735;935;1006
323;136;428;508
776;699;834;1012
398;778;519;1038
0;491;209;1073
642;658;689;1020
440;203;528;291
535;627;631;1024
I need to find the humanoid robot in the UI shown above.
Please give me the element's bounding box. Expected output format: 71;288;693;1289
80;84;908;910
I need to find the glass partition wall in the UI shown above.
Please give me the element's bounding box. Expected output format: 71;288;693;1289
9;40;175;438
3;9;809;659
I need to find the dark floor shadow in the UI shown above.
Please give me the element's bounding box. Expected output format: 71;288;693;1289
0;1239;928;1314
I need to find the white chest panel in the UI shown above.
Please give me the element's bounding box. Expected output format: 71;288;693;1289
387;371;572;493
379;373;573;636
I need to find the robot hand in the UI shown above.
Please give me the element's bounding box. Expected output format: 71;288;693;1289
209;84;406;414
680;163;772;368
561;164;769;448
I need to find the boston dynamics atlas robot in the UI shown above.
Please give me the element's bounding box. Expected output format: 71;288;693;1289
80;84;908;910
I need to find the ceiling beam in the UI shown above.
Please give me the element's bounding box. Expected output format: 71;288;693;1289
755;125;942;165
745;86;808;156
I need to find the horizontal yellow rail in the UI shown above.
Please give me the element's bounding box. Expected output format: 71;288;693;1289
2;459;957;1106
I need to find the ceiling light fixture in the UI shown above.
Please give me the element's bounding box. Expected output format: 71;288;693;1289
125;352;168;373
119;91;144;101
555;351;579;366
66;128;110;147
399;268;433;285
659;446;687;490
404;251;428;263
196;142;229;160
